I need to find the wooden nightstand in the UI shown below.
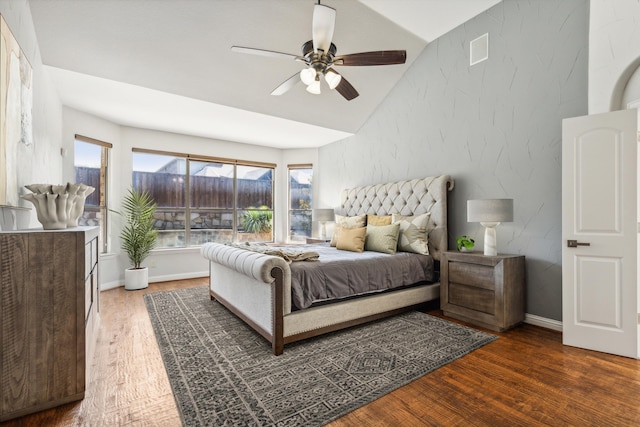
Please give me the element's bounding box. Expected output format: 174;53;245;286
306;238;330;244
440;251;525;332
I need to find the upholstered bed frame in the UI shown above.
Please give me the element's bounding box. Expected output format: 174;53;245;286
201;175;454;355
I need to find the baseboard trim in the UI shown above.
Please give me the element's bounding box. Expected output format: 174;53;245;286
524;313;562;332
100;271;209;292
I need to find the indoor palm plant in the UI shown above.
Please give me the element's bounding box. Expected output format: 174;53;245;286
115;187;158;290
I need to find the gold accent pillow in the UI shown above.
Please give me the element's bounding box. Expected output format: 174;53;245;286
330;214;366;247
336;226;366;252
365;223;401;254
367;214;392;226
392;212;431;255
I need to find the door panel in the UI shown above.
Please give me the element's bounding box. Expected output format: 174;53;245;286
575;255;621;329
562;109;639;359
574;129;621;233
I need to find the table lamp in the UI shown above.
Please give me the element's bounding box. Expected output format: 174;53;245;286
312;208;335;240
467;199;514;256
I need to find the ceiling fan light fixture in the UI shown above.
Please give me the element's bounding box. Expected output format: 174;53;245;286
306;78;321;95
300;67;316;85
324;69;342;90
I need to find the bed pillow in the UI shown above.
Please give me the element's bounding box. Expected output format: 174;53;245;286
392;212;431;255
365;223;400;254
367;214;392;226
336;226;366;252
330;214;366;247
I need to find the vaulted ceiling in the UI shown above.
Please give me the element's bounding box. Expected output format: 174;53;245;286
29;0;500;148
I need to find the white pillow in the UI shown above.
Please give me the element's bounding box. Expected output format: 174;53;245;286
392;212;431;255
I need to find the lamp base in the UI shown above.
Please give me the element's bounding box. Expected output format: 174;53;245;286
481;222;500;256
320;222;327;240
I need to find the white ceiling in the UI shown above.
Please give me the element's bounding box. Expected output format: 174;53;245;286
29;0;500;149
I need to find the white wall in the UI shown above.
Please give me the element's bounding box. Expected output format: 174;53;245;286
0;0;62;220
61;108;318;289
589;0;640;113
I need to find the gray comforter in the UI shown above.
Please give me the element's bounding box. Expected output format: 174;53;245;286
286;243;435;310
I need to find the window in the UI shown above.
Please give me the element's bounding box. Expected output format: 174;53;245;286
132;149;274;248
288;165;313;242
74;135;111;253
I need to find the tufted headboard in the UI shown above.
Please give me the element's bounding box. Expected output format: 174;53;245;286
340;175;454;261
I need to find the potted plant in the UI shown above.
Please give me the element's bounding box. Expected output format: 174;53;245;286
456;235;475;252
115;188;158;290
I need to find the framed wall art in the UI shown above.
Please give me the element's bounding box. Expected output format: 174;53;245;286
0;14;33;205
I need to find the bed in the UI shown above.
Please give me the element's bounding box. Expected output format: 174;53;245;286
201;175;454;355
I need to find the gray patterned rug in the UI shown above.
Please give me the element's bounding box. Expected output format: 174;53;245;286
144;286;497;426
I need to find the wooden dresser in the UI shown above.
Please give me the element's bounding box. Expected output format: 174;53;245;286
0;226;99;421
440;251;525;332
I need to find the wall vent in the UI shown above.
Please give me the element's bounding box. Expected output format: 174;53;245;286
470;33;489;66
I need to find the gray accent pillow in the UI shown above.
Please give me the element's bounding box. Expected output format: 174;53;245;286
365;223;401;254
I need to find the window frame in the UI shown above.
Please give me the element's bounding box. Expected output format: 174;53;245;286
74;134;112;253
287;164;313;242
132;148;275;248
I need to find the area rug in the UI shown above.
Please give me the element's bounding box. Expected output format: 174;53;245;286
145;286;497;426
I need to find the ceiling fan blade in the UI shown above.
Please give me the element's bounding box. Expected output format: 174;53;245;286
271;73;301;96
334;75;359;101
312;4;336;53
335;50;407;66
231;46;301;61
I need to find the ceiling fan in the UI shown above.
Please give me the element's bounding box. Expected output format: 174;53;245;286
231;1;407;101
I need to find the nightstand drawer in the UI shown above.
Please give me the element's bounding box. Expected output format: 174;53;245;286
449;261;495;290
449;283;495;315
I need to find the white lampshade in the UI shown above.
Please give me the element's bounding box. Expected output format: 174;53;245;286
312;208;335;222
300;67;316;85
324;69;342;90
313;208;335;240
306;78;321;95
467;199;514;256
467;199;514;223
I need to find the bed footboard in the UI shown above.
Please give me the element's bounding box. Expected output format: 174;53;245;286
201;243;291;355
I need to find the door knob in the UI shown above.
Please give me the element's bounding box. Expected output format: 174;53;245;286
567;239;590;248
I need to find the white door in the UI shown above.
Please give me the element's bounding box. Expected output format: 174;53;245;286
562;109;639;359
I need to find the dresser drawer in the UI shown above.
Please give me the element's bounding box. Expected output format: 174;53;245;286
84;237;99;279
85;275;93;321
449;261;495;290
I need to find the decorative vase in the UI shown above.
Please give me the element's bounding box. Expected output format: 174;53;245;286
67;183;95;227
0;205;31;230
20;182;95;230
125;267;149;291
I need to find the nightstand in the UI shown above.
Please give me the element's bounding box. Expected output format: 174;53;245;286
306;238;330;244
440;251;525;332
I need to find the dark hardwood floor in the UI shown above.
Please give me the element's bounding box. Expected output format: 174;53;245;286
2;278;639;426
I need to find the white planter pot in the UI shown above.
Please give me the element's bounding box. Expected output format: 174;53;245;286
125;267;149;291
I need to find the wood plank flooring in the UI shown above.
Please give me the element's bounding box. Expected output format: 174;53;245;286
2;278;639;426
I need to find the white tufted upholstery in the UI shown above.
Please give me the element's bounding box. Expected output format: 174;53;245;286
201;242;292;315
340;175;454;260
201;242;290;284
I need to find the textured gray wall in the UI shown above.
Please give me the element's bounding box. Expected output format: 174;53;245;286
317;0;588;321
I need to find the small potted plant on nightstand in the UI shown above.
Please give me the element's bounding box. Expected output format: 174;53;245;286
114;188;158;290
456;235;475;252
